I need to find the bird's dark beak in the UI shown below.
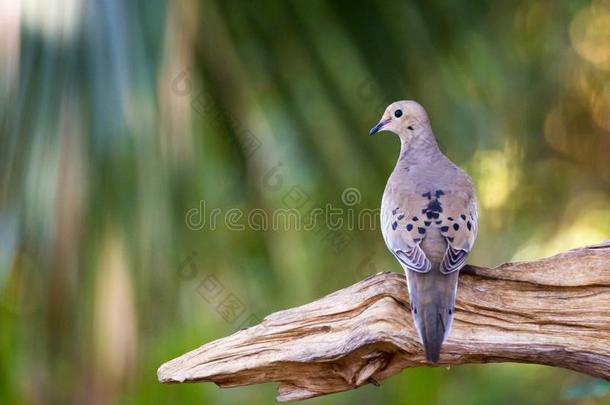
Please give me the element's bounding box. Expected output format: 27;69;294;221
369;118;391;136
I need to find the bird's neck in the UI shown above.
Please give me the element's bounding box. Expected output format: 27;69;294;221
397;128;442;167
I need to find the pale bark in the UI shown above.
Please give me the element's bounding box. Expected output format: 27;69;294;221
158;241;610;402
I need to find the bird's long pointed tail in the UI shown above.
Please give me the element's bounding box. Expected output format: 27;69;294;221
406;267;459;363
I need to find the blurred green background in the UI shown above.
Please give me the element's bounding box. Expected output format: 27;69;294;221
1;0;609;404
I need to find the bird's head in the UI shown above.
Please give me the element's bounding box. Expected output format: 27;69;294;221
369;100;430;137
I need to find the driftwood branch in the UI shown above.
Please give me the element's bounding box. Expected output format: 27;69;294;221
158;241;610;401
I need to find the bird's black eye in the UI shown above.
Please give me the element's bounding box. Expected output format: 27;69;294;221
394;109;403;118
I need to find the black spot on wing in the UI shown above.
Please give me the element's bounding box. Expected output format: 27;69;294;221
421;191;443;223
425;211;440;219
427;199;442;213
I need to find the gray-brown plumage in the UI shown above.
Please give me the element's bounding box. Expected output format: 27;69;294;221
370;100;478;363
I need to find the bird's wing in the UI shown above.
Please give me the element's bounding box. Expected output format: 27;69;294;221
438;189;477;274
382;188;439;273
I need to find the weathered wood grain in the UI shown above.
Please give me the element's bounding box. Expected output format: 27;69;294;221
158;241;610;402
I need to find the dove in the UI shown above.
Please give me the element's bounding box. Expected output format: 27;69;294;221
370;100;478;363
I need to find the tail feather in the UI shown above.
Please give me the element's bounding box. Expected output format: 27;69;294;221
420;305;446;362
406;268;459;363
